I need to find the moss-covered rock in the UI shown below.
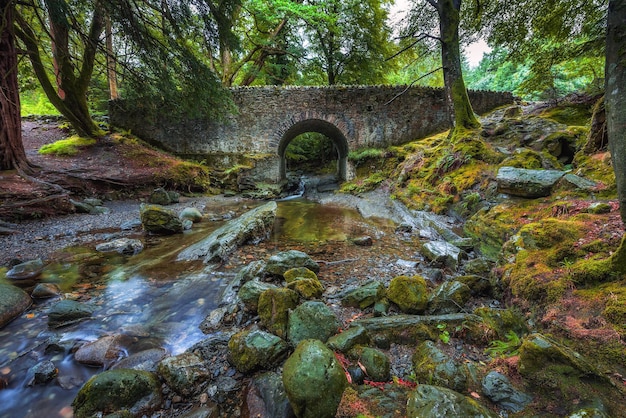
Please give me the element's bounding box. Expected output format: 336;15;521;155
72;369;162;418
157;352;210;396
140;204;183;235
387;275;429;314
407;384;497;418
283;267;318;283
473;307;528;341
264;250;320;277
258;288;299;338
227;329;289;374
283;339;348;418
0;283;32;328
427;280;471;314
286;278;324;300
287;301;340;345
412;340;468;392
326;325;370;353
354;347;390;382
238;280;279;312
340;280;386;309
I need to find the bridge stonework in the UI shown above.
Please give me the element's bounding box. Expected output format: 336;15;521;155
110;86;513;185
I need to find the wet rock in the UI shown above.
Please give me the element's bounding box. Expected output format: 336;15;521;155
177;202;277;263
244;372;295;418
456;275;493;297
258;288;299;338
74;335;126;368
587;202;612;214
149;187;174;205
111;348;168;372
283;339;348;418
352;236;373;246
264;250;320;277
387;275;429;314
327;325;369;353
95;238;144;255
427;280;471;314
412;340;468;392
209;375;241;404
227;329;289;374
340;280;386;309
140;204;183;235
353;313;482;345
407;384;497;418
26;360;58;386
5;258;44;280
286;278;324;300
238;280;279;312
0;283;32;328
157;352;211;396
354;347;390;382
287;301;340;345
239;260;267;283
481;371;532;412
72;369;162;418
422;241;463;270
48;299;94;328
180;207;203;223
496;166;565;198
31;283;61;299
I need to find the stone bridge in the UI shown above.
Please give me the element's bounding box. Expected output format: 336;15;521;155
110;86;513;185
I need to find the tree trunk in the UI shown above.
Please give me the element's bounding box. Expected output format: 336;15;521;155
606;0;626;226
105;13;118;100
0;0;31;172
434;0;480;133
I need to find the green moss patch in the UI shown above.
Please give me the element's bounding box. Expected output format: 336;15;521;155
38;136;96;156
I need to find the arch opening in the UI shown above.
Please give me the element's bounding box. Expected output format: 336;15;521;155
278;119;349;184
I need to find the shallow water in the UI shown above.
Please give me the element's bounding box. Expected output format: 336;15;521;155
0;197;398;418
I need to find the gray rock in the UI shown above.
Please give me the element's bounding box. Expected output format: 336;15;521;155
481;371;532;412
48;299;94;328
244;372;295;418
83;198;103;207
74;335;126;368
559;173;598;191
327;325;369;353
264;249;320;277
182;219;193;230
427;280;471;314
283;339;347;418
31;283;61;299
287;301;340;345
26;360;58;386
357;347;390;382
89;206;110;215
140;204;183;235
180;207;203;223
72;369;162;417
111;348;168;372
340;280;386;309
412;340;468;392
177;202;277;263
157;352;211;395
422;241;463;270
0;283;32;328
6;258;44;280
149;187;173;205
407;384;497;417
95;238;144;255
71;199;95;214
228;329;289;374
567;408;611;418
238;280;279;312
496;166;565;198
120;219;142;230
352;236;373;246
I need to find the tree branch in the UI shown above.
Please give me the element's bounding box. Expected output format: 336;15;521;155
384;67;443;105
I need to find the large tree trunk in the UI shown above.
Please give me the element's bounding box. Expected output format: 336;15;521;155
0;0;31;172
606;0;626;226
432;0;480;133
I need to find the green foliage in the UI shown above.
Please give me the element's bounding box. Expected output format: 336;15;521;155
348;148;385;163
485;330;522;358
285;133;336;174
437;323;451;344
20;90;60;116
38;136;96;156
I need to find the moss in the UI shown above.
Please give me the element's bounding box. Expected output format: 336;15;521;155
474;307;529;340
539;104;592;126
387;275;429;314
258;288;299;338
568;257;613;284
38;135;96;156
499;149;544;169
516;218;582;250
572;152;616;196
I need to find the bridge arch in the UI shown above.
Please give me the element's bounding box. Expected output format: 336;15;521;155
277;119;349;181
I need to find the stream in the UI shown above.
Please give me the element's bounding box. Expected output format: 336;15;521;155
0;196;410;418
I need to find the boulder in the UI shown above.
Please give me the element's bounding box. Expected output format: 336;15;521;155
282;339;348;418
148;187;173;205
340;280;386;309
0;283;32;328
283;267;318;283
72;369;162;418
496;166;565;198
287;301;340;345
177;202;277;263
387;275;429;314
355;347;390;382
95;238;144;255
407;384;497;417
48;300;94;328
31;283;61;299
228;329;289;374
238;280;279;312
140;204;183;235
26;360;58;386
5;258;44;280
264;250;320;277
157;352;211;395
481;371;532;413
258;288;299;338
421;241;463;270
412;340;468;392
286;278;324;300
427;280;471;314
180;207;203;223
111;348;168;372
74;335;126;368
352;236;373;246
326;325;369;353
559;173;598;192
244;372;295;418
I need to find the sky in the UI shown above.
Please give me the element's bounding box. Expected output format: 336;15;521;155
388;0;491;68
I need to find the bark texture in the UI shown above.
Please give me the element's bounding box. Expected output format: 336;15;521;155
606;0;626;225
